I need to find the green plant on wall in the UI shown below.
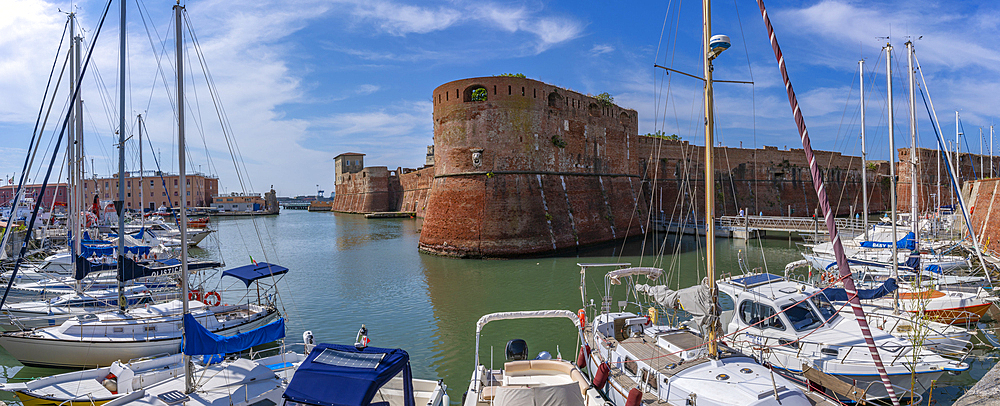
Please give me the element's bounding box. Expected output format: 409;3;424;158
471;88;487;101
644;130;681;141
551;135;567;148
497;73;527;78
595;92;614;107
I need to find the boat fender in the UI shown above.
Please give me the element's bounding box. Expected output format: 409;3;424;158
577;309;587;328
625;388;641;406
461;391;468;405
577;345;588;368
593;363;610;389
203;291;221;306
441;388;450;406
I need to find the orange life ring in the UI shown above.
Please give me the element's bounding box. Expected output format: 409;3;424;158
189;289;201;301
577;309;587;328
203;291;221;306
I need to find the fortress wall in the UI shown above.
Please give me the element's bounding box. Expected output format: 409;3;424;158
418;76;646;257
398;166;435;217
331;166;393;213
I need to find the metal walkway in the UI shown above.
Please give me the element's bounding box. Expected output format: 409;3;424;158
717;215;866;234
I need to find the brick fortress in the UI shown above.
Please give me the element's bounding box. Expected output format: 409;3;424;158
330;76;989;258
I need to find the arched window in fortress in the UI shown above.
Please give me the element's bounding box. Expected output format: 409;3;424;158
464;85;488;102
589;103;601;117
548;91;563;108
619;111;631;127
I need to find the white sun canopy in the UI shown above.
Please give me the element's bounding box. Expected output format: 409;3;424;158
607;267;663;285
476;310;579;333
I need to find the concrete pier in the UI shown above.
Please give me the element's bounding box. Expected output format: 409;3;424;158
953;361;1000;406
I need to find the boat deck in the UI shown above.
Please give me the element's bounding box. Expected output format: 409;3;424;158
584;325;836;406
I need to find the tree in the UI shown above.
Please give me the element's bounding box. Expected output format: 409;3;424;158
471;88;487;101
595;92;614;107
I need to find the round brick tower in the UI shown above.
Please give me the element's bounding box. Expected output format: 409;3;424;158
418;76;647;257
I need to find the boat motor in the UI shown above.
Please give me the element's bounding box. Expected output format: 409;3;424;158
506;339;528;361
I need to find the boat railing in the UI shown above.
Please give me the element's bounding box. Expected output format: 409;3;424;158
127;352;174;364
56;389;100;406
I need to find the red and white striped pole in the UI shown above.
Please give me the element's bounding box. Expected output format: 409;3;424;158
754;1;900;405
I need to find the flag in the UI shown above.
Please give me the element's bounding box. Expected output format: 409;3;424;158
250;255;257;265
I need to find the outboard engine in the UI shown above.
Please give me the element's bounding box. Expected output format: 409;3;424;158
505;339;528;361
302;331;315;345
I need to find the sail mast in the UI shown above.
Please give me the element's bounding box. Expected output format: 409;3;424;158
116;0;127;312
175;1;193;394
860;59;868;239
702;0;720;359
885;42;899;311
907;41;918;250
68;12;78;281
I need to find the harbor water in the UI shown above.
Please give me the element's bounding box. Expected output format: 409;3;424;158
0;209;992;404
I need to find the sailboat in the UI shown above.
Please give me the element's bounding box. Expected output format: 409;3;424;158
0;1;284;369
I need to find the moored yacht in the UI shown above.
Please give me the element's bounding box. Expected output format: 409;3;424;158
717;273;968;401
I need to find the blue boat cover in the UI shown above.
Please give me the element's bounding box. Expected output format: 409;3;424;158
283;344;415;406
729;273;783;288
222;263;288;287
824;278;898;302
860;232;916;250
182;313;285;356
75;255;222;281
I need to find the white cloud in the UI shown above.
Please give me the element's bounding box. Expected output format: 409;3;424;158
590;44;614;55
350;1;462;35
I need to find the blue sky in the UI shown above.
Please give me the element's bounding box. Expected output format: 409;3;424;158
2;0;999;196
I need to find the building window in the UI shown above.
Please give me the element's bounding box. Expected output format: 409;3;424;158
186;191;190;196
174;191;178;196
174;179;178;186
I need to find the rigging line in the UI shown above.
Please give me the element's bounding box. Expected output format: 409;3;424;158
135;0;175;117
731;0;760;216
0;0;115;311
183;11;275;262
652;0;674;131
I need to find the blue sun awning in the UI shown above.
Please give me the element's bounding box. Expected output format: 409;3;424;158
282;344;415;406
221;262;288;287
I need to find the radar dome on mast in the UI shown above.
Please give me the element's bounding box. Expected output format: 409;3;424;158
708;34;731;60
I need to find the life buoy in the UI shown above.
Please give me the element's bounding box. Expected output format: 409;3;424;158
577;309;586;329
203;291;221;306
189;289;201;301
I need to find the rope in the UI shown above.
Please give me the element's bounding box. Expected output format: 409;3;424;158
752;2;900;404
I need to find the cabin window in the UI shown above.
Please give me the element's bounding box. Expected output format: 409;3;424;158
623;357;637;376
113;327;124;333
781;302;822;331
144;326;156;332
739;301;784;330
810;294;838;324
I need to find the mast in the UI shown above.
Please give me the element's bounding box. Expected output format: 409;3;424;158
175;1;193;393
68;13;78;276
72;13;85;293
860;59;868;239
907;41;918;245
702;0;721;359
955;111;960;209
139;114;144;228
116;0;127;313
992;125;995;178
886;41;899;311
